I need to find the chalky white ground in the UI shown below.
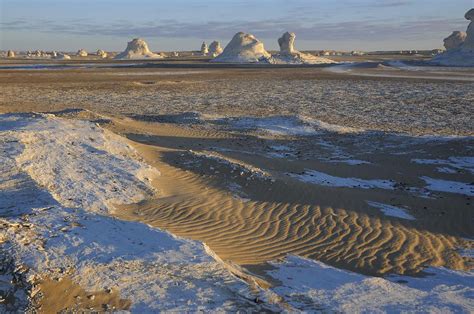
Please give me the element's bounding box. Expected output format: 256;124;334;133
0;113;473;312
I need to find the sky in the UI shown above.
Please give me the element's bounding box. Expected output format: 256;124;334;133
0;0;472;52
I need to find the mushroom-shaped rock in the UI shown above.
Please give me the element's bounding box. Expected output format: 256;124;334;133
462;8;474;52
208;41;223;57
443;31;466;50
278;32;296;55
115;38;163;59
200;42;209;55
271;32;336;64
465;8;474;20
96;49;108;58
432;8;474;66
212;32;271;63
7;50;15;58
77;49;88;57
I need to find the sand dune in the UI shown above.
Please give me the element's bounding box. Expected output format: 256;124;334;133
108;118;472;277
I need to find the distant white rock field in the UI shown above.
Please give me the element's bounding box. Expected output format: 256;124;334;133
432;8;474;66
212;32;271;63
115;38;164;60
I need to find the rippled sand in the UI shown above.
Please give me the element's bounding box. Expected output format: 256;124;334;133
103;117;473;277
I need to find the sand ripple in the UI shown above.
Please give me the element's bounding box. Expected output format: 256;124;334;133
116;148;472;276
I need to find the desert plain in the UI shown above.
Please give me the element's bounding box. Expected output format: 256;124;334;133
0;54;473;312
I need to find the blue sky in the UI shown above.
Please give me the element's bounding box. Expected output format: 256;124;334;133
1;0;472;51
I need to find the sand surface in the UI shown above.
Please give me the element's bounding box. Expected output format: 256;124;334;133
103;117;472;277
0;60;472;136
0;59;473;312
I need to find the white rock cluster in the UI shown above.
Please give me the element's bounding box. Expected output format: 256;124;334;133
55;53;71;60
432;8;474;66
212;31;336;64
115;38;164;60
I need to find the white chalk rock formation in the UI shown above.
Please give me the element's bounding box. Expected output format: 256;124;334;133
7;50;15;58
208;41;223;57
96;49;108;58
432;8;474;66
443;31;466;50
77;49;88;57
462;8;474;52
279;32;297;55
351;50;365;56
55;53;71;60
270;32;335;64
115;38;163;60
200;42;209;55
212;32;271;63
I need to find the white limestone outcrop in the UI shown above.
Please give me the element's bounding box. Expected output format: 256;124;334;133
115;38;164;60
212;32;271;63
432;8;474;66
270;32;336;64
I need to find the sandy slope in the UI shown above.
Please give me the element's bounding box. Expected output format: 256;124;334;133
106;117;472;277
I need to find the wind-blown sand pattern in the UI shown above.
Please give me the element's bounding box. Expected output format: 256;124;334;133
105;117;472;277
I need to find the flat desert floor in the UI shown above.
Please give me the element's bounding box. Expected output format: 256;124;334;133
0;57;473;312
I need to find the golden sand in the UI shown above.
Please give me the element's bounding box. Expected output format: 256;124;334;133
34;276;131;313
107;118;472;277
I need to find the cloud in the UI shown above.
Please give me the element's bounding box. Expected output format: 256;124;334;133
1;15;466;47
368;1;413;8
